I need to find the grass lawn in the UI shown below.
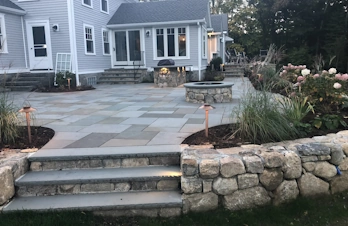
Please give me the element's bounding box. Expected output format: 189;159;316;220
1;191;347;226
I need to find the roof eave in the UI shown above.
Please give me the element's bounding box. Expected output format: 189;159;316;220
0;6;26;15
107;19;206;29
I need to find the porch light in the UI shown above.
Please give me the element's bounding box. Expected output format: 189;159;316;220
199;103;215;138
19;107;36;144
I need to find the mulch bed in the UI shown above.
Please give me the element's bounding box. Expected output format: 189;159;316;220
0;126;55;151
34;85;95;92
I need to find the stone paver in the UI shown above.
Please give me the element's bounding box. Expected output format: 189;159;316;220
10;78;250;149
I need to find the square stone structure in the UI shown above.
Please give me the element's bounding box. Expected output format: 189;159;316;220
184;82;234;103
154;66;188;88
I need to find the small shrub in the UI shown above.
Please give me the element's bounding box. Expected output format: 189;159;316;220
0;92;19;144
232;90;300;144
204;70;225;81
55;71;76;88
210;57;223;71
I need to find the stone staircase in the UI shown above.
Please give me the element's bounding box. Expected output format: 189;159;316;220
223;65;245;78
98;68;147;85
3;72;54;91
3;145;183;217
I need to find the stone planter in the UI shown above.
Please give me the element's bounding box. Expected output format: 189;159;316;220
184;82;234;103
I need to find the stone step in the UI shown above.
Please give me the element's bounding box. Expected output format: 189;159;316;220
3;190;182;213
4;81;39;86
97;81;140;85
102;71;142;75
29;145;182;171
5;85;34;91
16;166;181;196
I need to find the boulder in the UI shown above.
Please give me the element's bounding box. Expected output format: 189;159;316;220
237;173;259;189
326;143;344;165
182;192;218;213
273;180;299;206
220;157;246;177
259;168;283;191
330;171;348;194
243;156;264;173
297;173;329;196
199;159;220;179
0;166;15;205
282;151;302;179
296;143;330;156
339;158;348;171
181;178;202;194
302;162;316;172
313;162;337;179
212;177;238;195
260;151;284;168
181;155;198;176
223;186;271;211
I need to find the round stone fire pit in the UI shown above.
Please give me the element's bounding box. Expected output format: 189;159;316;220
184;82;234;103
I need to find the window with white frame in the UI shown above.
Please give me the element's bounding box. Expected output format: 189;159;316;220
202;29;207;59
84;24;95;54
82;0;92;8
156;27;187;58
100;0;108;13
0;14;7;53
102;29;110;55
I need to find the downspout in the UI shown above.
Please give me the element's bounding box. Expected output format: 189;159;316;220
67;0;80;86
21;16;28;69
197;22;202;81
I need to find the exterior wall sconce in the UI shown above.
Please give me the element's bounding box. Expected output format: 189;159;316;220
19;107;36;144
52;24;59;32
146;30;151;37
199;103;215;137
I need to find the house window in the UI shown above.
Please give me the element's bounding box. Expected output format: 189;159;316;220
156;27;188;58
82;0;92;8
0;14;7;53
102;29;110;55
100;0;108;13
202;30;207;58
84;24;95;54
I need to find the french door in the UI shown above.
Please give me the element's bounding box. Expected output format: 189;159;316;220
113;30;141;66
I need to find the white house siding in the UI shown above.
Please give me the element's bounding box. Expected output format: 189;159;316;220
1;13;26;71
73;0;125;73
13;0;71;71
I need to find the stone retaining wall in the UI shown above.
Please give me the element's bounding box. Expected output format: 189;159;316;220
181;131;348;213
154;67;187;87
0;152;29;210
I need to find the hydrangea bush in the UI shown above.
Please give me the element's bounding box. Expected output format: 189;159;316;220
280;63;348;114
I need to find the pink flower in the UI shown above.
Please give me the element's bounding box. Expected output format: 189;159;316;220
329;68;337;74
297;76;304;82
333;82;342;89
335;73;342;80
313;74;320;78
282;70;287;74
342;74;348;81
322;70;328;74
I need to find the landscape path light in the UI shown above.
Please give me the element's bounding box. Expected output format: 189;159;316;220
19;107;36;144
199;103;215;138
67;78;71;90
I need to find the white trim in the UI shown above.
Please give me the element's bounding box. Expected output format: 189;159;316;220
102;28;110;55
0;6;26;15
82;0;93;8
100;0;109;14
141;28;146;67
198;23;202;81
202;26;207;60
78;69;104;74
107;19;205;29
153;26;190;60
67;0;80;85
83;24;96;55
0;13;8;53
111;66;147;70
21;16;28;69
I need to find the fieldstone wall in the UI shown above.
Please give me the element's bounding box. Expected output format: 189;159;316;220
0;152;29;209
181;131;348;213
154;67;187;87
185;87;232;104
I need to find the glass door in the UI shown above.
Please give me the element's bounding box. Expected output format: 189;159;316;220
113;30;142;66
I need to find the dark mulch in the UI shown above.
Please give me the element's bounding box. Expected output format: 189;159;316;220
0;126;55;150
182;114;348;149
34;85;95;92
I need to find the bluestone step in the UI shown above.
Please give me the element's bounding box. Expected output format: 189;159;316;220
4;191;182;212
29;145;182;161
16;166;181;186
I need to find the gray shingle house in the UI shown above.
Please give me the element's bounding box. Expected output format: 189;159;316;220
1;0;230;85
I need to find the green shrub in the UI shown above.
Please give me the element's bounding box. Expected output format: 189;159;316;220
232;90;300;144
55;71;76;88
0;92;19;144
210;57;223;71
204;70;225;81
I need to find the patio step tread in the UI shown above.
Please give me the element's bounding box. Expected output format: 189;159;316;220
16;166;181;186
29;145;182;162
3;190;182;212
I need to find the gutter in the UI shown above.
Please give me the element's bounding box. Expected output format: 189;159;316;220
0;6;26;15
107;19;205;29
